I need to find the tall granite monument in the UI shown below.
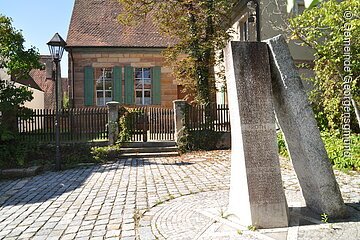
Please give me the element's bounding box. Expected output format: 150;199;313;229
266;35;348;218
224;36;347;228
224;41;289;228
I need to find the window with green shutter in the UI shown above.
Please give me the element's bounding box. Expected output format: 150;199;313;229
124;66;161;106
85;66;124;106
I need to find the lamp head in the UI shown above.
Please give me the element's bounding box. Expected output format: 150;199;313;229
47;33;67;61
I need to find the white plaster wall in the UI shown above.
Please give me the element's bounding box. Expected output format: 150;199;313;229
0;69;10;81
260;0;314;61
230;0;314;61
14;83;45;110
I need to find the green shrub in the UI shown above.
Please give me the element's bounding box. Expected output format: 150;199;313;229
25;144;95;169
90;145;122;162
0;139;29;169
178;129;222;153
0;125;32;169
277;131;289;158
321;131;360;171
276;130;360;171
118;108;145;143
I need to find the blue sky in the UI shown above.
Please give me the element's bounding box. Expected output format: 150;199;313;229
0;0;74;77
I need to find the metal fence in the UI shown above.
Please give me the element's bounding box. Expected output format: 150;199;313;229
18;108;108;143
187;104;230;132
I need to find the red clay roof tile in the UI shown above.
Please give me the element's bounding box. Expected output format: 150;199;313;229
66;0;176;48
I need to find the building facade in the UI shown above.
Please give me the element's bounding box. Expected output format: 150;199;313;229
66;0;180;109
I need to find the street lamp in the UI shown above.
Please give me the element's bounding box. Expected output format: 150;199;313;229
47;33;66;171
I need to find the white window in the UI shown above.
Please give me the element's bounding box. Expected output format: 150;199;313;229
96;68;112;106
135;68;152;105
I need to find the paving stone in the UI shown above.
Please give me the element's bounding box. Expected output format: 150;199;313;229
91;229;107;237
75;230;91;238
121;229;136;237
121;237;136;240
47;229;65;238
90;237;103;240
60;233;76;240
105;229;121;238
0;150;358;240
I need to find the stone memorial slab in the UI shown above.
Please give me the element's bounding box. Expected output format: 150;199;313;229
224;41;289;228
266;35;348;218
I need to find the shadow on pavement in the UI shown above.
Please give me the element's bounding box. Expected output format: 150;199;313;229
289;203;360;227
0;158;194;207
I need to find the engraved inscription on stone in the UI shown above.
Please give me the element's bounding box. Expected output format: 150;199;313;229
247;170;284;205
242;131;279;168
225;41;288;228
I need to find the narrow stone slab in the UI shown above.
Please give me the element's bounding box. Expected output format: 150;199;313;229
224;41;288;228
266;35;348;218
0;166;42;179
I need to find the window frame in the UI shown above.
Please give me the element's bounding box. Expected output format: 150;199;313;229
95;68;113;106
134;67;152;105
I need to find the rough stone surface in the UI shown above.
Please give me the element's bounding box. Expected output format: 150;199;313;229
0;166;43;179
216;132;231;149
224;41;288;228
173;100;187;143
266;35;348;218
106;101;120;145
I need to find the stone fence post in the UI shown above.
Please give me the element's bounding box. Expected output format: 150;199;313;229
106;101;120;145
173;100;188;143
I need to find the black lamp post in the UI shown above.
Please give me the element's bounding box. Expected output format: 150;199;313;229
47;33;66;171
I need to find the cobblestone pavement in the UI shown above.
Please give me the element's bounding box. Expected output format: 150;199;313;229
0;150;359;240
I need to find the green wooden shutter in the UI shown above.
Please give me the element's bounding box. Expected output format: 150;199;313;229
112;66;122;103
124;66;134;104
84;66;94;106
152;66;161;105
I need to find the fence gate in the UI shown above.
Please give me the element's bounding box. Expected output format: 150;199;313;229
128;107;175;142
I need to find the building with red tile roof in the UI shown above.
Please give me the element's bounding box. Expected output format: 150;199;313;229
66;0;180;108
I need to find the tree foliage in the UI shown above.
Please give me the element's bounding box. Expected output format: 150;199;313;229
289;0;359;131
287;0;322;13
0;15;39;140
118;0;233;104
0;15;40;78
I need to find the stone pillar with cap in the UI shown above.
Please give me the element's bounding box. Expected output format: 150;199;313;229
173;100;188;144
107;101;120;145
